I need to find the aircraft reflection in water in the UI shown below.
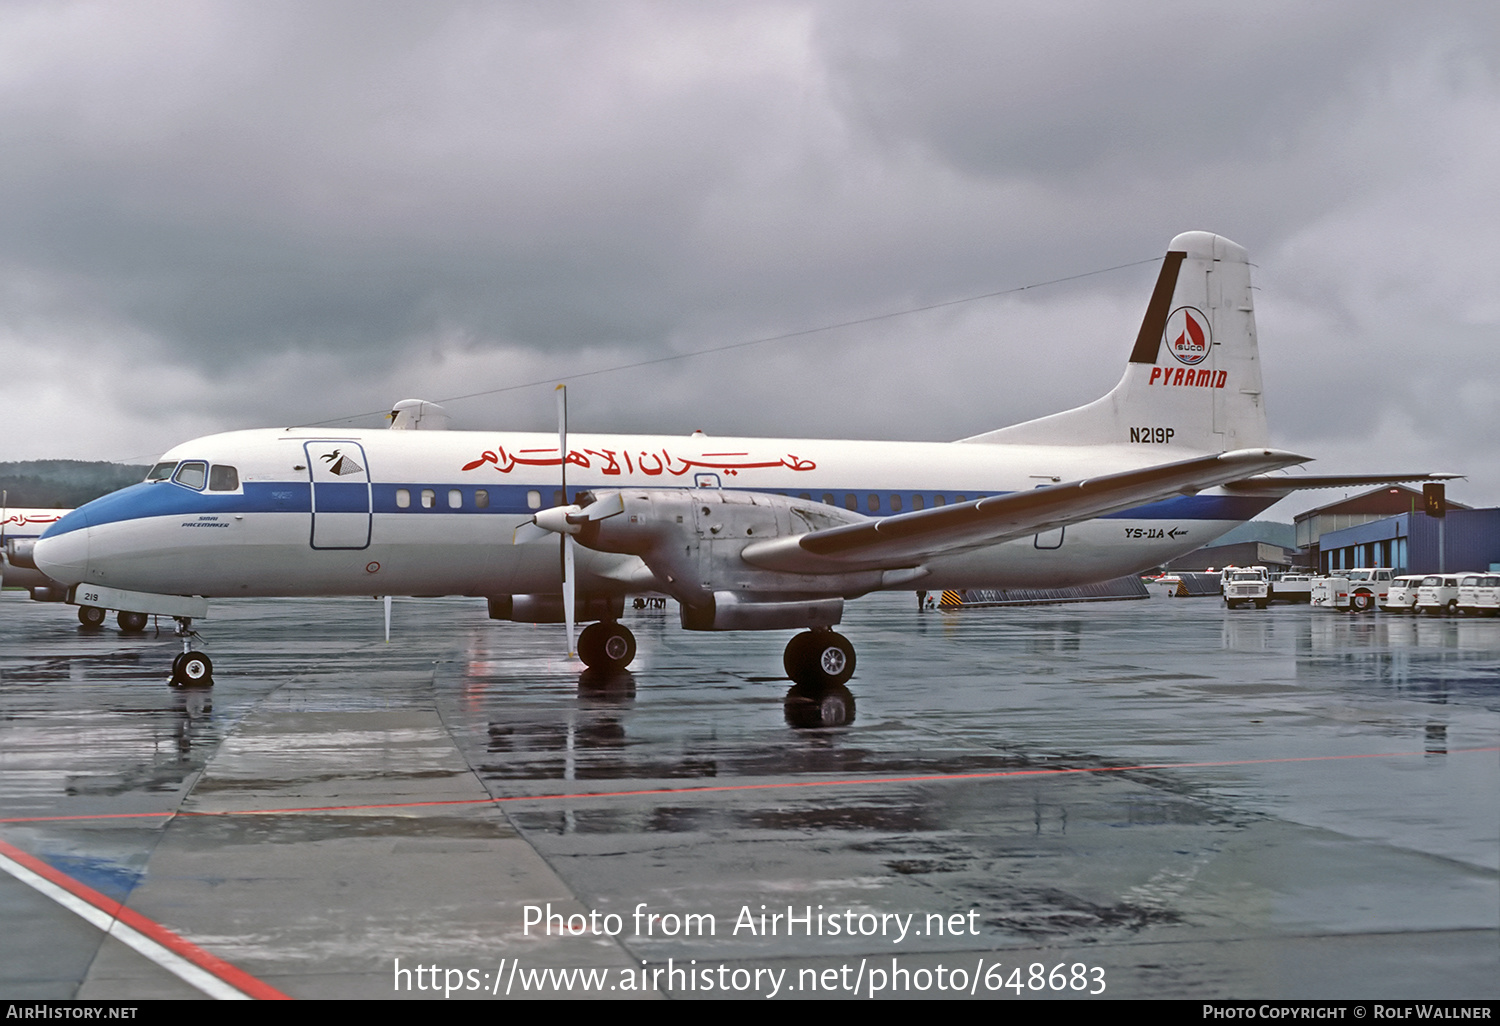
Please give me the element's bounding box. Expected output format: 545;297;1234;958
35;233;1447;725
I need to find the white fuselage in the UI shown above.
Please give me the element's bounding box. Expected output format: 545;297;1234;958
37;426;1269;601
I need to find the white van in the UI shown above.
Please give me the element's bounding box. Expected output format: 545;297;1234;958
1415;573;1475;616
1457;574;1500;617
1381;575;1426;613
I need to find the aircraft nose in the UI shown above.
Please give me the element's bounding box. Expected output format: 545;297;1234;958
33;525;89;585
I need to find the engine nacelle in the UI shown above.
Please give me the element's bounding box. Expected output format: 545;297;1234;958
487;593;624;624
5;539;38;570
572;489;882;629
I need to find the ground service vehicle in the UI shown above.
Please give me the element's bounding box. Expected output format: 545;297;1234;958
1414;574;1472;616
1382;575;1426;613
1222;567;1270;609
1457;574;1500;616
1312;569;1394;613
1268;573;1313;603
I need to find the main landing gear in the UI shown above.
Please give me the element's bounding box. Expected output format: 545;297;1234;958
783;629;855;687
169;617;213;688
77;606;151;633
577;620;636;672
782;629;857;729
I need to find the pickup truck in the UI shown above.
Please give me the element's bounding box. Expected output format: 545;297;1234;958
1222;567;1270;609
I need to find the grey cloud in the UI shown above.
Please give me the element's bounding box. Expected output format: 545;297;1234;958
1;1;1497;510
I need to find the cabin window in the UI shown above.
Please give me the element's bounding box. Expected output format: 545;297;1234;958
448;489;462;509
146;462;175;482
799;493;811;501
553;489;565;506
172;462;207;490
845;494;857;511
421;489;436;509
527;490;541;510
822;493;835;506
475;490;489;509
867;494;880;513
208;465;239;491
933;495;946;507
890;494;902;513
955;494;967;503
396;489;411;508
911;494;924;511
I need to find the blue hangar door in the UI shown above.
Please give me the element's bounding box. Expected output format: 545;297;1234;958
304;441;372;549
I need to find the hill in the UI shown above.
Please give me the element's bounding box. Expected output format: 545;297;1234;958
0;460;150;508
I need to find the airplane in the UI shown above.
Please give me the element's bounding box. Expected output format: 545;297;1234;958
31;232;1452;718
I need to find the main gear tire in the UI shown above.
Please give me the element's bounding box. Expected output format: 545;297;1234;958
578;621;636;671
783;630;855;688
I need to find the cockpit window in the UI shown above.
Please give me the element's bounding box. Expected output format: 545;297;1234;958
146;462;176;482
208;465;239;491
172;461;208;490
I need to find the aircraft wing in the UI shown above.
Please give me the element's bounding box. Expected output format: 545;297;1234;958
1221;472;1463;496
740;448;1308;575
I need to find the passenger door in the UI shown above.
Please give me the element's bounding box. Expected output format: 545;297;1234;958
304;441;372;549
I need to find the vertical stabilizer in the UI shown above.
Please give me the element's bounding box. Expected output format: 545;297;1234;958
962;232;1268;451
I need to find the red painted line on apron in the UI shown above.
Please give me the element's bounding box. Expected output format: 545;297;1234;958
0;837;290;1000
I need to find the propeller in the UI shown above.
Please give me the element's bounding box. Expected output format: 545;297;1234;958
558;384;574;656
508;386;625;659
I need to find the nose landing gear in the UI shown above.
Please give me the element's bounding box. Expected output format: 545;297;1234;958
169;617;213;688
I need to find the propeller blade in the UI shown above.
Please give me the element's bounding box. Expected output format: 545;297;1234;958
563;534;576;658
556;383;576;659
575;491;625;522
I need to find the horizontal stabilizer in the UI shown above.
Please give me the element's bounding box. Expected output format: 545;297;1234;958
742;448;1308;575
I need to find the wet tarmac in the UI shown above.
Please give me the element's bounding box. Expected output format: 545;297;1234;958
1;590;1496;1000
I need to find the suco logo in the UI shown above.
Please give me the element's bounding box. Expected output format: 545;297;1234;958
1163;306;1210;365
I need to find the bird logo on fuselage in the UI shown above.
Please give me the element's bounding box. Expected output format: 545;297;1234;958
320;450;364;476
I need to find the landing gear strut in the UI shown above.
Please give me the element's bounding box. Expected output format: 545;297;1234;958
578;621;636;671
782;629;857;728
169;617;213;687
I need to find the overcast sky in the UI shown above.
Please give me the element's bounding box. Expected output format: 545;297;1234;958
3;1;1497;516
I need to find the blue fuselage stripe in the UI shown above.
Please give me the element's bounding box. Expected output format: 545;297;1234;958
43;480;1276;539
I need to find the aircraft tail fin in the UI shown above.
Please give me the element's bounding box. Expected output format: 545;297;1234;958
962;231;1269;451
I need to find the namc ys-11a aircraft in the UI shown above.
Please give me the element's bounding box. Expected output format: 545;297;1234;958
32;232;1435;719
